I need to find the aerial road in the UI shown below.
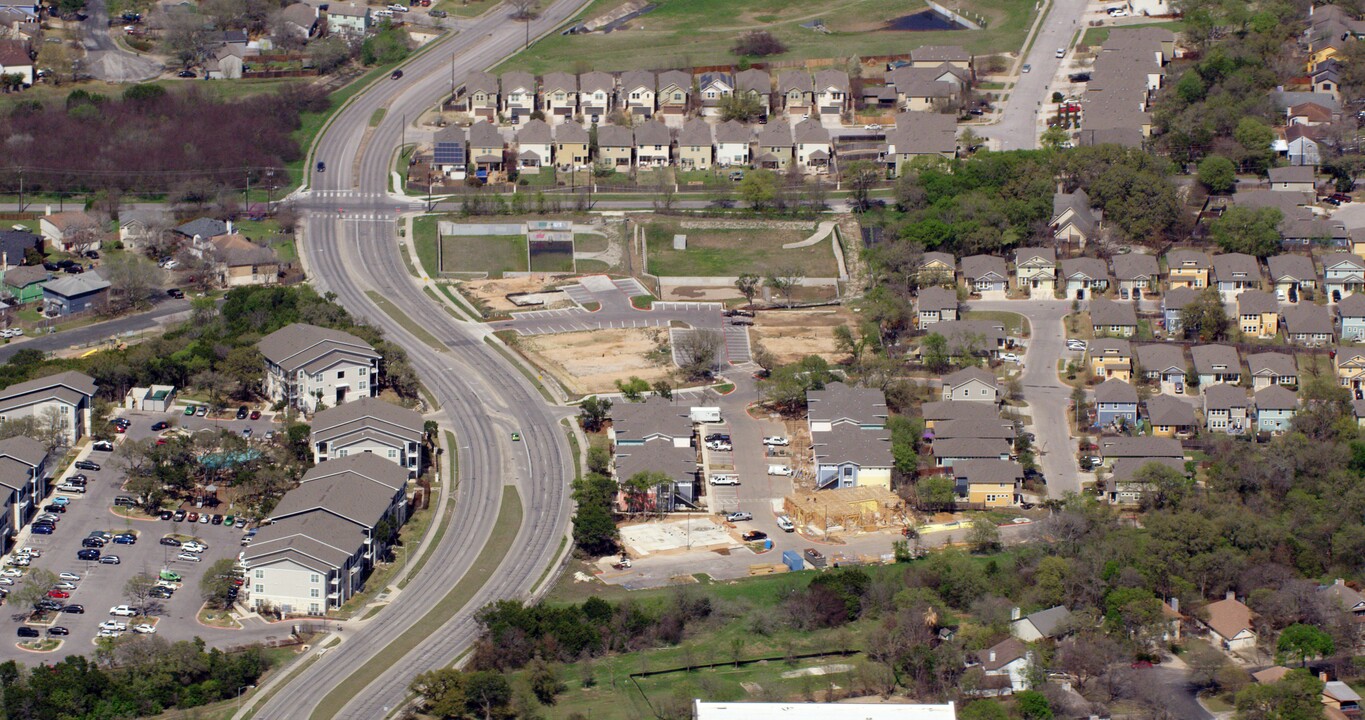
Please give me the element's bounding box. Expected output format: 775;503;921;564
248;1;588;717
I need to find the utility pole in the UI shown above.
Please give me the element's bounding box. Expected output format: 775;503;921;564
401;113;406;152
17;169;22;213
244;168;251;215
450;52;455;103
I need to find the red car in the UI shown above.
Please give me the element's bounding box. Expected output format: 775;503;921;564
114;426;126;434
187;512;199;523
249;410;261;420
47;590;70;599
155;438;167;446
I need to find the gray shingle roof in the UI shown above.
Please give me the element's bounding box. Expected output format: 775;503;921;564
961;255;1007;281
1191;344;1240;374
1267;254;1317;283
1061;257;1108;281
1237;290;1279;315
274;460;404;527
1022;606;1073;638
921;401;1003;423
777;69;812;93
516;118;553;144
933;417;1015;439
257;323;378;373
1247;352;1297;378
541;71;576;93
757;121;792;148
501;70;535;94
677;119;712;147
1255;385;1298;411
1094;378;1137;404
580;71;614;94
1204;383;1249;411
931;436;1011;460
813;69;849;93
811;424;892;468
1136;344;1186;373
619;70;655;94
0;371;95;416
596;124;633;148
1098;436;1184;458
311;396;423;446
917;286;957;313
1109;456;1186;483
464;70;497;95
1283;303;1335;336
611;396;692;441
555;121;589;143
1144;395;1195;426
633;120;671;147
42;271;110;298
885;112;956;156
657;69;691;92
3;265;47;288
942;367;998;392
714;119;751;144
1015;246;1056;266
175;217;227;238
614;441;696;485
793;119;830;144
1166;249;1211;270
1212;253;1262;282
734;68;770;94
467;121;504;149
1090;299;1137;327
1338;293;1365;317
1111;253;1159;282
807;382;888;426
1088;338;1130;356
912;45;971;63
953;459;1022;486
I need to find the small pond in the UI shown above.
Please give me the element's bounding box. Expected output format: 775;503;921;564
885;9;965;31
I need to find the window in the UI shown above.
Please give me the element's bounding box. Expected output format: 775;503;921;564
337;370;345;379
255;570;264;579
337;449;347;457
310;588;319;598
359;382;367;391
388;449;397;458
310;574;319;583
255;584;263;593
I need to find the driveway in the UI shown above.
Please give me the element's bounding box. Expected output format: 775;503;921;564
77;0;162;83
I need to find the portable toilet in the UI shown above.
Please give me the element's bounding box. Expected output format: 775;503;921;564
782;550;804;572
764;539;773;552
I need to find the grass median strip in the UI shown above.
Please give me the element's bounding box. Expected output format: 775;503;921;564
364;290;446;351
397;432;459;591
310;486;523;720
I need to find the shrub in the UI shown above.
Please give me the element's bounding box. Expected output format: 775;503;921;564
732;30;787;57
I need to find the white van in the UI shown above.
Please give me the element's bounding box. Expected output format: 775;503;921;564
766;465;793;476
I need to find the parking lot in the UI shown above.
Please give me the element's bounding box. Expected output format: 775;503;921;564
120;405;280;444
0;404;281;660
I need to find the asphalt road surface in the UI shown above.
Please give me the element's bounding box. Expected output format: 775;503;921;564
77;0;162;83
0;295;191;363
979;0;1090;150
248;2;587;718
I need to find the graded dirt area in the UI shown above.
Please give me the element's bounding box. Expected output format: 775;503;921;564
751;306;860;364
460;277;573;312
521;328;673;395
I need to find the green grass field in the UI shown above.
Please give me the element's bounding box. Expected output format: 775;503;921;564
1081;19;1185;48
413;215;441;277
497;0;1037;74
963;309;1030;338
434;0;497;16
644;220;836;278
440;234;529;276
529;248;575;273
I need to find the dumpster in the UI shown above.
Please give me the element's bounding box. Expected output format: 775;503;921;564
781;550;805;572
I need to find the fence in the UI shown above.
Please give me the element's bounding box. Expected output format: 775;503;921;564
243;69;320;79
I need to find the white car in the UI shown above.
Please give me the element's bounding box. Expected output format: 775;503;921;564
53;582;76;590
1108;7;1128;16
162;260;179;270
863;123;881;131
767;465;793;477
1066;340;1087;351
762;436;790;446
776;515;795;532
109;605;138;617
1055;47;1065;58
708;475;739;486
0;578;15;586
133;624;156;634
17;548;40;558
705;441;733;452
177;552;203;562
181;541;206;553
1;568;22;578
1000;352;1020;363
98;620;127;631
98;628;123;638
58;572;80;582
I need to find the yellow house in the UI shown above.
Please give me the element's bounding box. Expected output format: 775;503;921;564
1144;395;1196;438
1237;290;1280;338
1337;346;1365;389
952;459;1021;508
1166;250;1211;290
1308;39;1344;72
1087;338;1132;381
919;252;957;285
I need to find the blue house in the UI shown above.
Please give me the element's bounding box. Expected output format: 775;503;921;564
1094;378;1138;428
1339;294;1365;341
1255;385;1299;433
41;271;109;317
1163;287;1199;335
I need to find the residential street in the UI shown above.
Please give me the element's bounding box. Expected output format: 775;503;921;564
0;296;192;363
981;0;1091;150
77;0;162;82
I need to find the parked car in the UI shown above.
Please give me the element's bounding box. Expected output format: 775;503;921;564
177;552;202;563
150;421;169;431
235;406;249;420
61;605;84;614
708;475;739;486
98;620;128;631
109;606;138;617
47;626;69;636
112;534;136;545
172;510;186;522
1108;7;1128;15
16;627;38;638
77;549;100;561
741;530;768;542
167;288;185;299
91;440;113;451
99;555;120;565
73;460;100;471
159;537;181;547
1022;63;1032;73
762;436;789;446
766;465;793;476
428;8;447;16
181;541;206;553
724;511;753;522
58;572;79;582
186;512;198;523
776;515;796;532
1000;352;1020;363
133;624;156;634
47;590;69;599
195;406;207;417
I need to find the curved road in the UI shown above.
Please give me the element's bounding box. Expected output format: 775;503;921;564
250;2;588;717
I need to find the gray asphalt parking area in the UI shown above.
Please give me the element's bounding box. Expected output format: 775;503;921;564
0;447;248;660
118;407;279;444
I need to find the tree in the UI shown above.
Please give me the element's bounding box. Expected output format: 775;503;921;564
1198;155;1237;194
102;253;159;314
508;0;538;19
12;569;57;612
1276;624;1334;666
1233;117;1276;174
738;170;778;210
614;376;649;401
1041;125;1069;150
967;519;1001;553
650;379;673;400
578;396;611;432
572;472;618;555
718;94;766;122
732;30;786;57
958;700;1009;720
1015;690;1053;720
845;160;882;212
1234;668;1324;720
200;558;240;610
921;333;950;373
1210;206;1283;258
527;657;564;705
675;329;723;380
1179;286;1230;341
124;573;157;614
914;475;956;509
1056;633;1122;691
308;37;352;74
765;266;805;307
162;12;213;68
887;415;921;476
623;470;670;514
1131;460;1192;510
735;273;761;309
360;23;410;66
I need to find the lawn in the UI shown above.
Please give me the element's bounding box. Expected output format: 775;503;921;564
434;0;498;16
496;0;1038;74
963;310;1030;338
1081;19;1185;48
644;219;837;278
529;247;575;273
440;234;528;276
413;215;441;277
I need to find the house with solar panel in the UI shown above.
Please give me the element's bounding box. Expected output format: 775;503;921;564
432;126;467;180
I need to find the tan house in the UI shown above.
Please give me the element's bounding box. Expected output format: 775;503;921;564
697;72;733;116
554;122;590;171
883;112;957;176
1052;189;1099;247
1338;345;1365;390
619;70;656;118
656;69;691;114
596;124;634;169
462;70;498;120
777;70;813;117
813;68;851;116
911;44;973;72
580;71;615;122
540;71;578;120
206;233;279;287
1091;298;1139;337
1014;247;1057;296
676;120;713;171
634;120;671;168
756;121;794;171
1166;250;1212;289
467;121;505;172
794;119;831;174
39;211;100;253
1087;338;1132;381
1202;591;1257;652
1236;290;1280;337
734;68;772;116
501;71;536;121
1144;396;1195;438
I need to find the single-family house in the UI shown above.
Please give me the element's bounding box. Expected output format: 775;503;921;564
972;637;1031;695
596;125;634;169
656;69;691;114
324;2;369;35
952;459;1021;508
1088;338;1132;381
116;208;169;252
811;424;893;490
697;72;733;116
812;69;851;116
0;371;95;444
432;126;467;179
1285;124;1324;168
962;255;1008;294
911;43;973;70
1192;344;1241;388
1267;254;1318;302
1106;456;1187;506
1319;578;1365;622
932;417;1016;442
756;121;794;171
1268;165;1318;194
2;265;47;305
1287;102;1334;126
733;68;771;118
461;71;498;120
920;400;1002;430
258;323;381;413
1323;680;1363;717
633;120;671;168
1236;290;1280;337
1202;591;1257;652
1254;385;1299;433
610;399;699;512
173;217;228;243
540;71;578;119
1162;286;1199;334
619;70;656;118
940;367;1000;404
553;122;590;171
931;436;1012;468
1090;299;1138;338
794;120;832;174
0;230;38;271
885;64;959;111
0;435;49;535
806;382;888;431
1014;247;1056;296
933;319;1009;359
1112;253;1160;300
42;271;109;317
714;120;751;167
1212;253;1262;301
514;119;553;174
310;396;425;477
883;112;957;176
1204;383;1250;434
501;71;536;122
1323;252;1365;301
204;234;280;287
1060;257;1110;300
1339;293;1365;340
1247;352;1298;390
1012;606;1073;642
281;3;318;38
1096;436;1185;466
676;120;713;171
1095;378;1139;428
580;71;615;122
1282;303;1335;345
609;396;694;447
1051;189;1099;247
0;39;32;86
919;252;956;286
1136;344;1187;391
1338;346;1365;390
467;121;506;173
1166;250;1212;289
777;70;813;117
39;211;100;253
1145;395;1196;438
916;286;959;326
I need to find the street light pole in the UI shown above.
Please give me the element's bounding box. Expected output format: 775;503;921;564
238;685;254;709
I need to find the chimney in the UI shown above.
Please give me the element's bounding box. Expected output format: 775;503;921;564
1010;607;1021;621
988;650;996;662
44;205;50;216
1225;590;1236;601
1321;671;1331;682
1169;597;1179;614
1337;578;1346;587
226;219;234;235
2;251;8;272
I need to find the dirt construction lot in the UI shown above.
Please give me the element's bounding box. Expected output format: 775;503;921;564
459;277;573;313
520;328;672;395
751;306;860;364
